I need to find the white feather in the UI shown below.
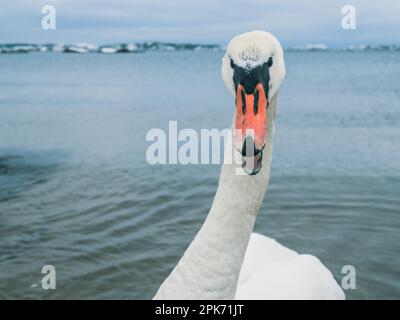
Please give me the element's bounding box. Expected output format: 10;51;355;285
236;233;345;299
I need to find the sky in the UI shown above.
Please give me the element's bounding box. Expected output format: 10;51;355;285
1;0;400;47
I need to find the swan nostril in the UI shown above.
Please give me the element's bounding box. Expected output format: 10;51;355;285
253;88;259;115
241;89;246;114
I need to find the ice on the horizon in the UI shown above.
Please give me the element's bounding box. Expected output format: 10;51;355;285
292;44;328;51
0;42;399;54
99;47;118;54
305;44;328;51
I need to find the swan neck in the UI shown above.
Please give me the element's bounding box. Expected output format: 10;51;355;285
154;95;277;299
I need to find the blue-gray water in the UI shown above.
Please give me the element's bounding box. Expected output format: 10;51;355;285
0;51;399;299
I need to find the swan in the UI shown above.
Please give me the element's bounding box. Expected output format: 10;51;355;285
154;31;345;300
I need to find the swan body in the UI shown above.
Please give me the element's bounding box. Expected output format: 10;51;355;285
154;31;345;300
236;233;345;299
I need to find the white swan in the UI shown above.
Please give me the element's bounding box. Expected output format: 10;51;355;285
154;31;345;300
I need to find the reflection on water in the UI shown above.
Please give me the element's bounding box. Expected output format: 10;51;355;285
0;51;399;299
0;150;67;202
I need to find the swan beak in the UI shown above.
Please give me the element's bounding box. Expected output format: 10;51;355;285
234;82;268;158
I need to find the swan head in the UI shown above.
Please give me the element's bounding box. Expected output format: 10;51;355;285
221;31;285;175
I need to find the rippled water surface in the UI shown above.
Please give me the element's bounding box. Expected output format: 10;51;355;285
0;51;399;299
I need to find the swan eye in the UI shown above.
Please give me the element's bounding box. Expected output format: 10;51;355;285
267;57;273;68
230;59;235;69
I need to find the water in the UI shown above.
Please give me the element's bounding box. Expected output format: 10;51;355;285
0;51;399;299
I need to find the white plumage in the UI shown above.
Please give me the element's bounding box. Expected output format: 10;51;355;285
154;31;345;300
236;233;345;299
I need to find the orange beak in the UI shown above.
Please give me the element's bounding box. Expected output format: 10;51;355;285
234;83;268;155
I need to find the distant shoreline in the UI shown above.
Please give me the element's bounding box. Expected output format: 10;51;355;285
1;42;400;54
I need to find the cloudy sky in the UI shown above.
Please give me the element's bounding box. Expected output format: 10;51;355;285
1;0;399;46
